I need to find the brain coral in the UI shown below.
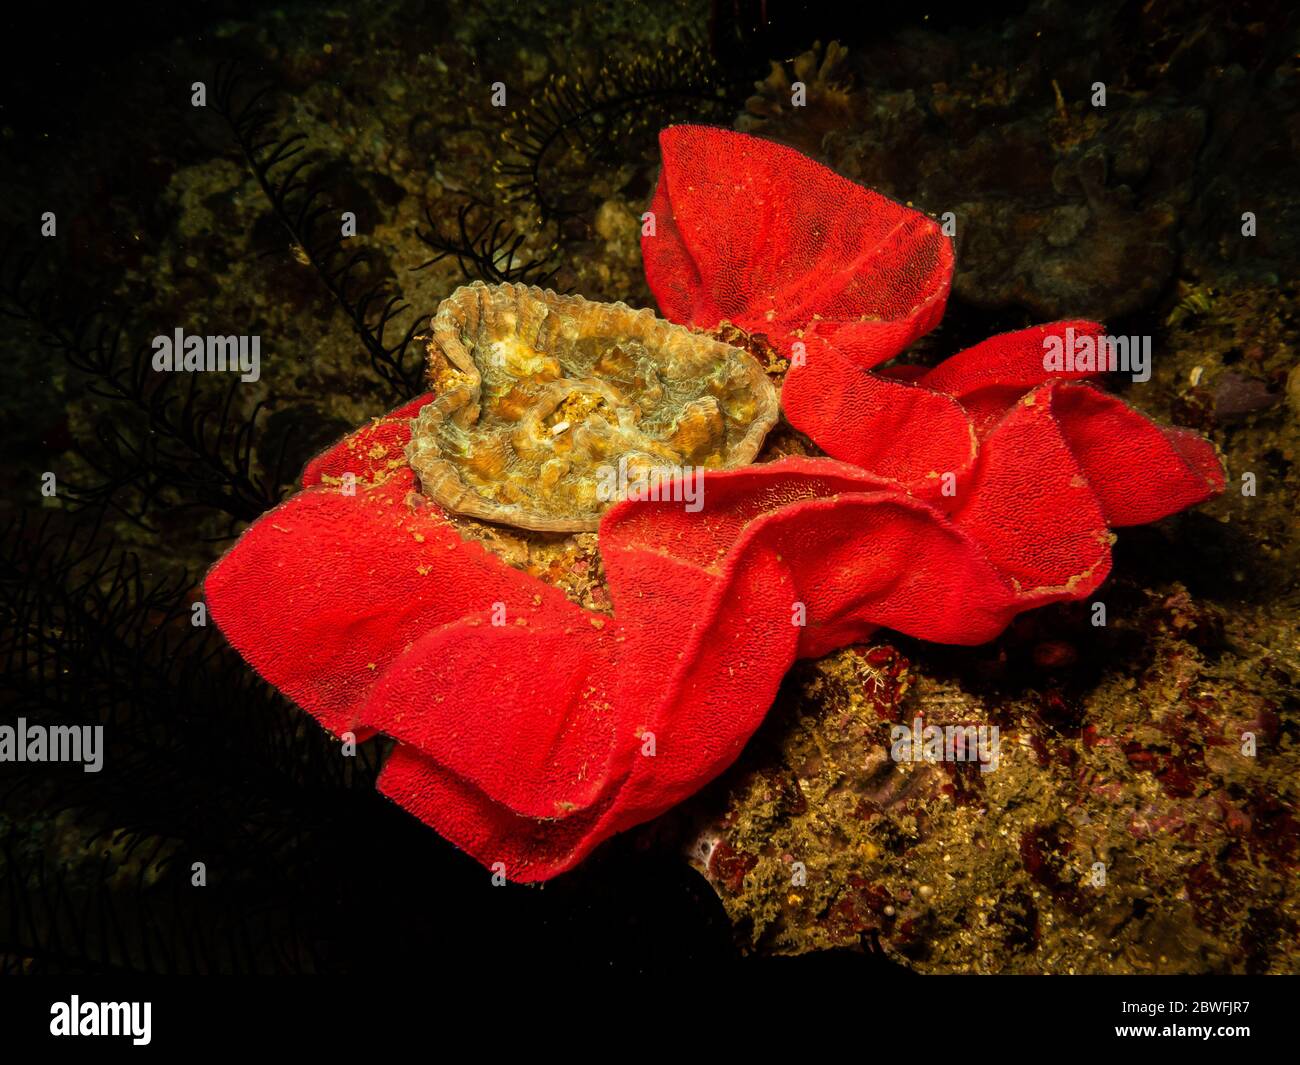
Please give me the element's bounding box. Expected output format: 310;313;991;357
406;281;778;531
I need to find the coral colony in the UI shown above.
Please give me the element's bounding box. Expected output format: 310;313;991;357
206;126;1223;881
405;281;775;531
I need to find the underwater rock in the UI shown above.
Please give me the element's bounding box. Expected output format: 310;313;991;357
1212;371;1281;420
744;2;1298;321
13;0;1296;980
936;108;1198;320
735;41;855;157
686;602;1300;972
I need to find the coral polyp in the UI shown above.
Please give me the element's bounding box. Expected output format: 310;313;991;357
406;282;780;531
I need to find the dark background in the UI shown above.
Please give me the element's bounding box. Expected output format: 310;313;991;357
1;0;1294;977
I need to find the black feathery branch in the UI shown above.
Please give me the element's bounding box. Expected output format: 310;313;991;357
0;239;291;530
414;200;562;288
0;510;386;973
496;39;749;222
211;63;428;402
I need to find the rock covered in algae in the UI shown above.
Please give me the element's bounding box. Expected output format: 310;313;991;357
407;281;779;532
683;586;1299;973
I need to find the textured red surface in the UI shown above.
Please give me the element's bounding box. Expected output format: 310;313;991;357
206;126;1224;879
642;125;1223;511
206;396;1220;879
642;124;953;367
